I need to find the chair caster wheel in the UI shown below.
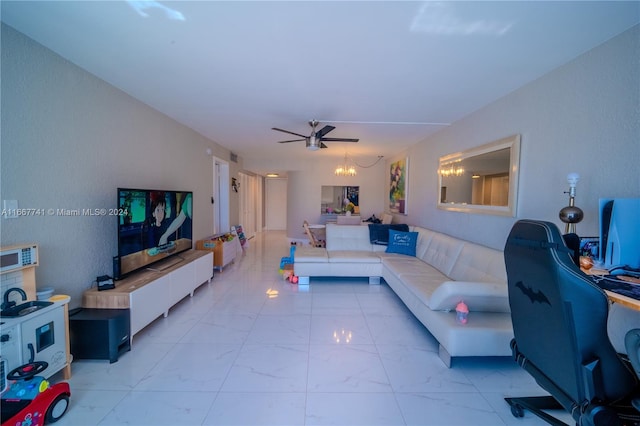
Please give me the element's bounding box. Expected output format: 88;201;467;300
510;403;525;418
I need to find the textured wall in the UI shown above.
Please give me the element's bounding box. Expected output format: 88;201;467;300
1;24;232;307
394;25;639;249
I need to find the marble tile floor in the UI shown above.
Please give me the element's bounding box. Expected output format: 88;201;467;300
52;231;573;426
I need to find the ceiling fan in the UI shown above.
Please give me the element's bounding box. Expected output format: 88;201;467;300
272;120;359;151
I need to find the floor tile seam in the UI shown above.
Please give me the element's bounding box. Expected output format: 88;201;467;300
212;277;272;394
456;364;494;396
93;388;132;425
213;390;307;394
304;319;311;426
201;391;222;426
174;307;219;344
328;289;396;400
390;390;509;425
125;337;183;389
127;340;196;393
118;389;219;394
475;391;511;426
65;383;140;392
390;390;494;396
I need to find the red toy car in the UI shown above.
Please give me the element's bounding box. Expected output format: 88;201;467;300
1;361;71;425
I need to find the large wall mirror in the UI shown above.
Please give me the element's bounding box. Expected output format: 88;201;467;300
321;186;359;214
437;134;520;217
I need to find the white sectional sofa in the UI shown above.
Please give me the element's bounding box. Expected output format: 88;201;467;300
294;223;514;367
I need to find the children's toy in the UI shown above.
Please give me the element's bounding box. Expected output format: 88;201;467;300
282;268;293;281
1;360;71;425
279;245;296;270
455;301;469;324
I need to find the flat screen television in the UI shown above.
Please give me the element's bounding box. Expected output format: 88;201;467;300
116;188;193;278
599;197;640;272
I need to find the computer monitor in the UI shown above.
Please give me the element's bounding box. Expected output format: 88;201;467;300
599;198;640;271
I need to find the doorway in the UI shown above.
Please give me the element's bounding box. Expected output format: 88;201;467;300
265;178;287;230
213;158;230;234
239;172;257;239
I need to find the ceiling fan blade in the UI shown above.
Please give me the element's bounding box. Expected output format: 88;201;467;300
315;125;335;138
320;137;360;143
277;138;306;143
321;142;328;149
272;127;307;138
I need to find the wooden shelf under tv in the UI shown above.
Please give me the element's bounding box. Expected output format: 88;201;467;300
82;249;212;344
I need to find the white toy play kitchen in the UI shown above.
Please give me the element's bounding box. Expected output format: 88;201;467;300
0;244;71;381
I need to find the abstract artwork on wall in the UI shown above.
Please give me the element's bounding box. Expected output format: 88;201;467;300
389;157;408;214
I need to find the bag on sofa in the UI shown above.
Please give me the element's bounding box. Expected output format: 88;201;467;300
368;224;409;245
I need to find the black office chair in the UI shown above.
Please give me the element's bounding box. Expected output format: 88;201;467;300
503;219;640;426
626;329;640;412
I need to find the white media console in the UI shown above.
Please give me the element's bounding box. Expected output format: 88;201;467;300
82;250;213;343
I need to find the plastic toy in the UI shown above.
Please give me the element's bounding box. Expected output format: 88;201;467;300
279;245;296;270
282;269;293;281
1;361;71;426
455;301;469;324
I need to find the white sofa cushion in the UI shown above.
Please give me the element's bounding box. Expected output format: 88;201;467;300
329;251;381;263
419;232;464;276
397;273;449;306
411;226;436;259
383;257;441;278
326;224;373;251
294;246;329;262
296;261;382;277
428;281;511;313
448;242;507;285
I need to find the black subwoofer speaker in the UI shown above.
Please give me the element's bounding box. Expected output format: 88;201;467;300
69;308;130;363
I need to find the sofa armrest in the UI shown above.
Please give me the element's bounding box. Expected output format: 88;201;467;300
428;281;510;313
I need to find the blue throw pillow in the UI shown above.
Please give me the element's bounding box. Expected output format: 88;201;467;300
368;223;410;245
386;230;418;256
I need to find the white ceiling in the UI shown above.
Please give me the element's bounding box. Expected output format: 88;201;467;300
2;1;639;175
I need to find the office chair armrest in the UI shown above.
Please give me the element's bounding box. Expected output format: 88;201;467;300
625;329;640;379
582;358;605;402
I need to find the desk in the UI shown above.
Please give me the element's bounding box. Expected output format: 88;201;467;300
582;267;640;311
605;291;640;311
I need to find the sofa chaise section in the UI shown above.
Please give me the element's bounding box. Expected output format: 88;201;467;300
293;223;514;366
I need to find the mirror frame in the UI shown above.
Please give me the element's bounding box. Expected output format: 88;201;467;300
437;134;520;217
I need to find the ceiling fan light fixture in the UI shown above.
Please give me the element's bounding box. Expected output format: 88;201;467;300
273;121;358;150
307;134;321;151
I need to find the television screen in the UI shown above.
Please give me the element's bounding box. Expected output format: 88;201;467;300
117;188;193;277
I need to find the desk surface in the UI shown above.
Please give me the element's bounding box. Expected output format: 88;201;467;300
605;290;640;311
582;267;640;311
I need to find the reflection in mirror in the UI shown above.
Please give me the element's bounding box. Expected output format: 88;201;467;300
321;186;359;214
437;135;520;216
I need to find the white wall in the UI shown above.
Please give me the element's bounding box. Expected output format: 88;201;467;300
391;25;639;250
286;158;386;240
0;24;236;307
